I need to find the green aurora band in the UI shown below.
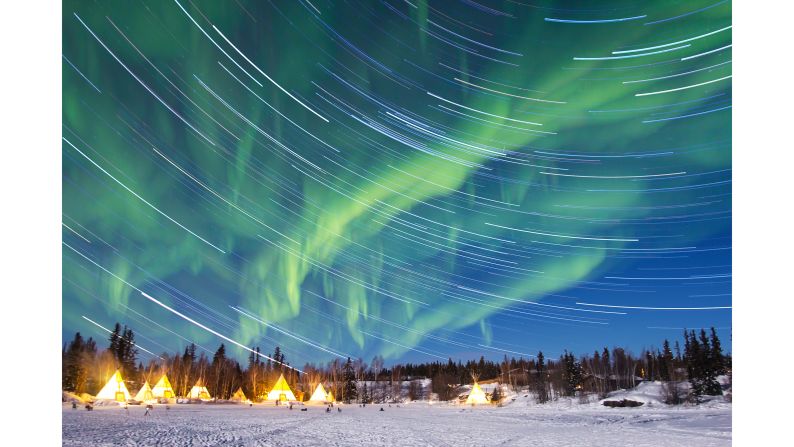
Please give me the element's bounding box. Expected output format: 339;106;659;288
62;0;732;362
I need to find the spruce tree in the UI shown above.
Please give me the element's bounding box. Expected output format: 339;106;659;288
273;346;284;367
247;348;256;369
108;323;121;360
602;347;612;392
685;329;704;400
562;351;582;397
119;327;138;379
536;351;548;404
361;382;370;404
63;332;85;391
699;329;722;396
342;357;357;403
709;327;725;375
660;340;673;382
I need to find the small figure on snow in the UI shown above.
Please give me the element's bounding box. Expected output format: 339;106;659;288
380;407;384;412
71;401;77;410
84;404;93;411
337;407;341;413
144;404;153;416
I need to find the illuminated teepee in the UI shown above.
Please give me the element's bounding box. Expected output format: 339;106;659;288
151;374;175;399
308;383;330;404
96;370;131;402
326;390;335;403
231;387;247;402
465;376;490;405
266;374;296;402
188;380;212;401
134;381;154;402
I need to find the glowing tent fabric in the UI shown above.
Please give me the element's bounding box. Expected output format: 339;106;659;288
152;375;175;399
96;370;131;402
465;382;490;405
266;374;296;402
134;381;154;402
188;380;212;401
308;383;330;404
231;387;247;402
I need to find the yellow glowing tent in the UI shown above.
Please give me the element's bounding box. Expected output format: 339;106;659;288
188;380;212;401
465;382;490;405
152;374;175;399
326;390;335;403
231;387;247;402
96;370;131;402
266;374;296;402
134;381;154;402
308;383;330;404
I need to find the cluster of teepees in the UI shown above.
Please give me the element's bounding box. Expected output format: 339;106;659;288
465;374;490;405
96;370;181;403
94;370;333;405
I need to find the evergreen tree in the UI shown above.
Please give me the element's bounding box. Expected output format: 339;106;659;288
183;343;196;364
685;329;704;400
660;340;673;381
602;347;612;392
213;344;226;364
64;332;97;394
247;349;256;369
63;332;85;392
699;329;722;396
561;351;582;396
709;327;725;375
272;346;284;368
361;382;370;404
535;351;548;404
108;323;121;360
119;327;138;379
342;357;357;403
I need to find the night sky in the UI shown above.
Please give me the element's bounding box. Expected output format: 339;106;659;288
62;0;731;366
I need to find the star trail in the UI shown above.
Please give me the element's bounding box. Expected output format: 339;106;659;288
62;0;732;365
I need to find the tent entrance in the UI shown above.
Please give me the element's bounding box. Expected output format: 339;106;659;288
115;391;126;402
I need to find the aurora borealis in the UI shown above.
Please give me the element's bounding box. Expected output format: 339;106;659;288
62;0;732;365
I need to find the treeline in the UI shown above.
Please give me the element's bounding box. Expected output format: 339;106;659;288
63;325;730;405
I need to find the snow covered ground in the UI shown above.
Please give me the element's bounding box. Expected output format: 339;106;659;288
62;399;731;446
